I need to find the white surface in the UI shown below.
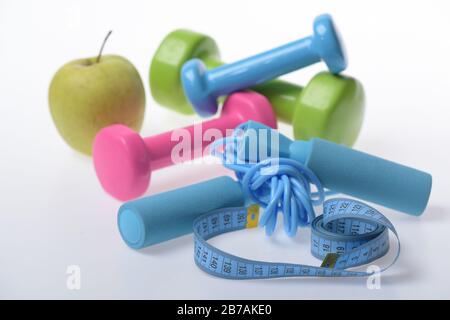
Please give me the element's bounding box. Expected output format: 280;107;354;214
0;0;449;299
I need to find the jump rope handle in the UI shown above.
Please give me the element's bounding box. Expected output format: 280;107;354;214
240;121;432;216
118;176;245;249
290;139;432;216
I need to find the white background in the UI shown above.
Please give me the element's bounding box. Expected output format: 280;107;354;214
0;0;449;299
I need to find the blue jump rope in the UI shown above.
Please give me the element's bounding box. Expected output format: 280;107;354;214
118;121;432;279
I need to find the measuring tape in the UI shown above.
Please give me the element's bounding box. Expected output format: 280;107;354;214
193;198;400;279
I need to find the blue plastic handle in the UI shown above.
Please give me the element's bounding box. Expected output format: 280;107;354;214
238;121;432;216
289;139;432;216
181;14;347;117
118;176;245;248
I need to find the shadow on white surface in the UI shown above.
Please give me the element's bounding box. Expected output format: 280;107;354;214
137;234;193;256
143;161;232;196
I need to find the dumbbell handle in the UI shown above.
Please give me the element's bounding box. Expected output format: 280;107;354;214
205;37;319;98
144;111;239;171
145;93;275;170
200;56;302;124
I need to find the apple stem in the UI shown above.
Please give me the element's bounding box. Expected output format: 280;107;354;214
96;30;113;63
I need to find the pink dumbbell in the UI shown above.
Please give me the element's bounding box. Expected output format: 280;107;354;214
93;92;277;201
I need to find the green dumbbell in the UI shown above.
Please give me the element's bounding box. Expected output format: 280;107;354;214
150;29;365;146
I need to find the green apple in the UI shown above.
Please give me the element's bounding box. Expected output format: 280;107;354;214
49;35;145;155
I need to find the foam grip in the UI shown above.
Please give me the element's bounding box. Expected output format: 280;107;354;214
290;138;432;216
117;176;245;249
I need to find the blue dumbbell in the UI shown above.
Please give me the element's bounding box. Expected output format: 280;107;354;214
181;13;347;117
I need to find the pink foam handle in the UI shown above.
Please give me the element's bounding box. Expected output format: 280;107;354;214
93;92;277;201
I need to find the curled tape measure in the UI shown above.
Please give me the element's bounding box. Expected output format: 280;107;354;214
193;198;400;279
